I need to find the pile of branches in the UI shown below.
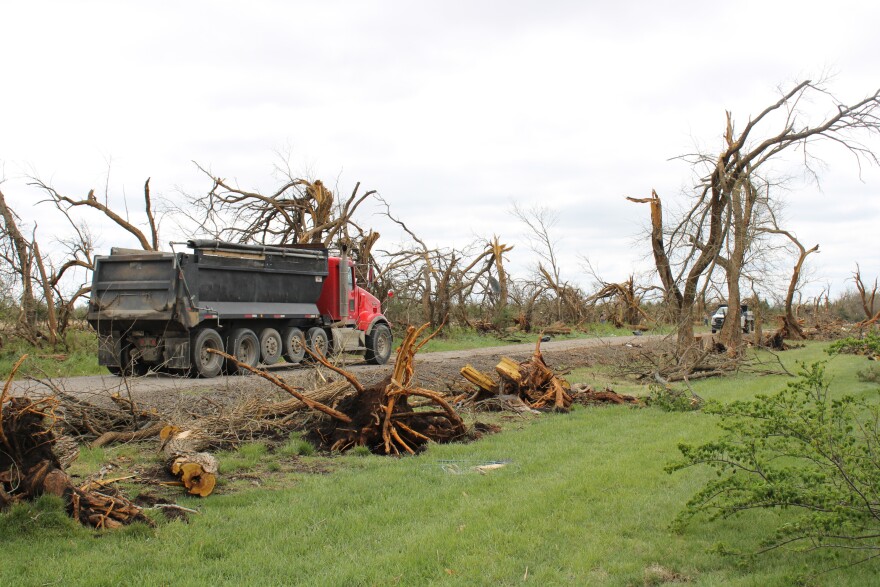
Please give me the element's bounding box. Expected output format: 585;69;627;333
51;388;163;448
1;359;152;528
155;373;355;496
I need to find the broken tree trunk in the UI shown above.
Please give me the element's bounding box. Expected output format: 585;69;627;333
460;364;498;396
459;339;575;412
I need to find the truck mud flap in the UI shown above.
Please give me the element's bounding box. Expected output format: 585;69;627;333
163;338;190;369
97;335;120;366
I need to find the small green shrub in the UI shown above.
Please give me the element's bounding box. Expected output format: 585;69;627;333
645;384;703;412
857;364;880;383
668;362;880;567
826;330;880;356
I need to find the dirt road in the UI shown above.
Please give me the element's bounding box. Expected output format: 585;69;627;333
11;334;663;409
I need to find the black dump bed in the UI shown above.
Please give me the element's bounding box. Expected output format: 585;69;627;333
87;250;179;326
184;240;328;318
87;241;329;331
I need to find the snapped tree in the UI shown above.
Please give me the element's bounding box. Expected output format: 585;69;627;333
629;80;880;358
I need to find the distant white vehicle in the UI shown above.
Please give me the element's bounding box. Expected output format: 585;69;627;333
711;304;755;334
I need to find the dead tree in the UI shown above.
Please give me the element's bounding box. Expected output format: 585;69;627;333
32;177;160;252
853;264;879;325
188;163;376;249
630;80;880;359
512;204;585;324
0;188;38;338
763;208;819;340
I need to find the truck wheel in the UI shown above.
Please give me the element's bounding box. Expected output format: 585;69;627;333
282;327;306;363
258;328;283;365
191;328;224;378
364;324;392;365
109;345;148;377
304;327;329;362
226;328;259;375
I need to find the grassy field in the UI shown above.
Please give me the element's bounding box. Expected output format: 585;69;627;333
0;327;99;379
2;343;879;585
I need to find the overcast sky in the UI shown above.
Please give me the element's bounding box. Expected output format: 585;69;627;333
2;1;878;300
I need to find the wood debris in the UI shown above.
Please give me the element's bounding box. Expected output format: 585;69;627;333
569;383;641;406
304;323;469;455
459;339;575;412
1;357;152;528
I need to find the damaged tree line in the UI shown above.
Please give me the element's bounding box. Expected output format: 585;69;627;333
2;79;880;364
1;313;648;531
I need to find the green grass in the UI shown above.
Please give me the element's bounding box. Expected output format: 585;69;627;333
2;343;879;585
415;323;660;353
0;328;100;378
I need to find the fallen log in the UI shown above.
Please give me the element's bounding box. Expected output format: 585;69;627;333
571;384;641;406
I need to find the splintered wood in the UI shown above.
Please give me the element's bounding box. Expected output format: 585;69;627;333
304;323;469;455
459;339;641;412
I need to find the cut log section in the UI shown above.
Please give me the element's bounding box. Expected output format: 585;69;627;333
161;429;218;497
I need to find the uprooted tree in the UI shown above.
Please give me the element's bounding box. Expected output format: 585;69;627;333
630;80;880;359
0;357;152;528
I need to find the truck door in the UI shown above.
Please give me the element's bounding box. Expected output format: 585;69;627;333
347;265;357;319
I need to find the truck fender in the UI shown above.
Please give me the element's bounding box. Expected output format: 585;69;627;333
363;316;390;336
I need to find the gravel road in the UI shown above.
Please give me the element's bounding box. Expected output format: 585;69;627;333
11;334;664;409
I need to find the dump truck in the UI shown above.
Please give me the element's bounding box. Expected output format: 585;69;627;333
87;239;392;377
710;304;755;334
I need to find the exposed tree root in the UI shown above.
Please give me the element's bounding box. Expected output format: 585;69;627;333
1;384;152;528
306;324;469;455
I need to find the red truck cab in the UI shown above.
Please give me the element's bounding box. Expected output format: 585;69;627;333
317;256;392;363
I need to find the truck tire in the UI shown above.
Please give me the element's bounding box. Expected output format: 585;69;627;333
304;327;329;362
282;327;306;363
107;344;148;377
190;328;224;378
258;328;283;365
364;323;392;365
226;328;259;375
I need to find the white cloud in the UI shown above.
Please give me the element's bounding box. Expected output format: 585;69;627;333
1;0;878;296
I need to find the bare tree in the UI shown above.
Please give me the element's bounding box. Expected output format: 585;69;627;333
853;264;879;324
763;208;819;339
31;177;160;251
187;163;375;248
512;204;585;323
630;80;880;358
0;187;37;334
